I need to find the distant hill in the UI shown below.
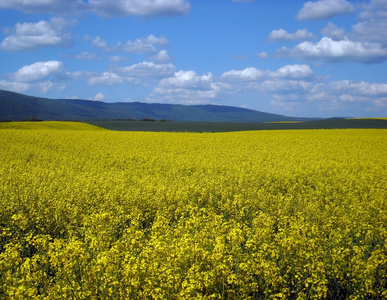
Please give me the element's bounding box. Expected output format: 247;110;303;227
0;89;313;122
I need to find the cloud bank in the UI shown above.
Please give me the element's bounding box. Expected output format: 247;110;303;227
0;0;191;17
297;0;355;20
1;18;75;51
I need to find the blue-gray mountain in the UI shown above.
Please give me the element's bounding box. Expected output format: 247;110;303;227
0;89;312;122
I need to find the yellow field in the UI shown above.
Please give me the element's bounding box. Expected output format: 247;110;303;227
0;121;105;131
0;127;386;299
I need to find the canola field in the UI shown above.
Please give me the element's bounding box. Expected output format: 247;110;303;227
0;125;386;299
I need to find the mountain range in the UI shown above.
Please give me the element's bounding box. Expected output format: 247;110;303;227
0;89;313;122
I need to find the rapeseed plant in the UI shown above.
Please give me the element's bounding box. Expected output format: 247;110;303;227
0;128;386;299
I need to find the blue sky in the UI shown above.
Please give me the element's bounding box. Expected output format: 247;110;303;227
1;0;386;118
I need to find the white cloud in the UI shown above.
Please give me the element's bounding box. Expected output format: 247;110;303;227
150;64;318;105
271;64;314;79
88;72;130;86
307;80;387;112
221;64;313;82
0;0;87;15
145;34;168;45
75;51;103;60
270;79;387;114
221;67;264;81
158;71;213;89
235;54;248;60
0;18;75;51
89;93;106;101
297;0;355;20
90;34;169;54
373;97;387;107
321;22;345;41
13;61;64;82
91;36;109;49
358;0;387;19
259;80;313;93
38;81;66;93
350;18;387;46
276;37;387;64
109;55;126;63
270;94;305;112
256;51;268;58
88;61;176;86
121;39;157;54
0;78;65;94
150;50;172;63
0;80;29;93
146;63;386;114
268;29;316;41
324;81;387;96
150;70;219;104
89;0;191;17
0;0;190;17
114;61;176;79
67;71;99;80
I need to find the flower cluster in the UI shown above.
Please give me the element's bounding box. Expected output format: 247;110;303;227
1;128;386;299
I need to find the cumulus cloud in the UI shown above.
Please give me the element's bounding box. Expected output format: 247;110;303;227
149;70;220;104
374;97;387;108
259;80;313;93
89;93;106;101
350;18;387;46
89;34;169;54
13;61;64;82
0;0;191;17
66;71;99;80
270;64;314;79
275;37;387;64
109;55;126;63
88;61;176;86
268;29;316;42
0;0;87;15
221;67;264;81
150;50;172;63
88;72;130;86
88;0;191;17
0;18;75;51
114;61;176;79
297;0;355;20
145;34;169;45
149;64;319;104
90;36;109;49
302;80;387;113
321;22;345;41
256;52;268;58
221;64;314;82
158;71;213;89
38;81;66;93
358;0;387;19
320;80;387;96
145;63;386;114
0;78;65;94
75;51;103;60
0;80;29;93
269;79;387;114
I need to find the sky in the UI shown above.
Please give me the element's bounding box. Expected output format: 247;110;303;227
0;0;387;118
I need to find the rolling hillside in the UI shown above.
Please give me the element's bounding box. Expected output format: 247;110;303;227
0;89;312;123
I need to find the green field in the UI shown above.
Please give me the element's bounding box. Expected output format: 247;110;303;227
1;118;386;132
86;118;387;132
